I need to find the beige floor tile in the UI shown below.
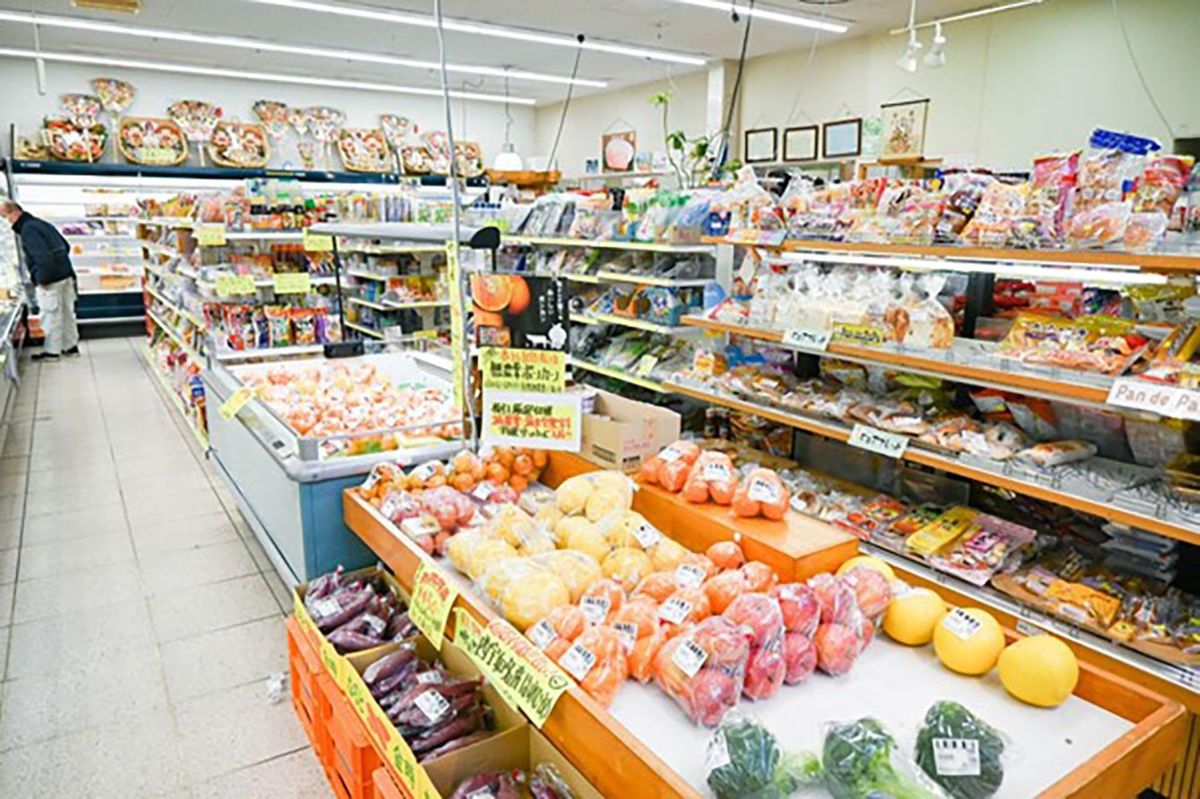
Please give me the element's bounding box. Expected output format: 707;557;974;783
150;573;280;644
160;616;289;704
6;597;157;679
0;472;27;497
0;649;170;750
140;540;258;596
0;582;12;627
192;748;327;799
28;445;113;474
0;708;187;798
0;518;20;551
12;560;143;623
126;488;224;527
261;568;294;615
24;463;118;493
120;471;216;503
18;532;135;581
117;452;207;481
24;482;124;517
131;511;240;556
21;503;128;545
177;680;307;783
0;546;17;585
0;456;28;478
0;493;22;522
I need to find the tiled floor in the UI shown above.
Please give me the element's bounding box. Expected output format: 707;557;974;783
0;337;330;798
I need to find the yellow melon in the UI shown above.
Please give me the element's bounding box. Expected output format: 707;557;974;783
836;555;896;581
933;607;1005;676
882;587;946;645
998;634;1079;707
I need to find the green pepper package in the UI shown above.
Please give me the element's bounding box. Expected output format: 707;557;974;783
915;701;1007;799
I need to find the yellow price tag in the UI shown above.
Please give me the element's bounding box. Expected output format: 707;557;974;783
195;223;227;246
409;562;458;650
273;272;312;294
412;329;438;341
480;347;566;393
214;273;257;297
446;242;465;415
636;354;658;377
831;322;888;348
219;386;256;421
303;229;334;252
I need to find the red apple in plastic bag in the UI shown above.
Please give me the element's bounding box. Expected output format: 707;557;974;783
841;566;893;618
723;593;783;649
771;583;820;638
808;573;859;626
813;622;860;676
783;631;817;684
743;643;785;700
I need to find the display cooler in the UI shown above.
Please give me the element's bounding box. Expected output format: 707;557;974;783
0;301;26;453
203;343;461;583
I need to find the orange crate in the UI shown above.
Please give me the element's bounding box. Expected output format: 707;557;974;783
286;617;322;750
372;767;409;799
321;669;382;799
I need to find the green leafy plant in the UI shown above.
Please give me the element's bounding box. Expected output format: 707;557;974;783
649;91;731;187
915;701;1006;799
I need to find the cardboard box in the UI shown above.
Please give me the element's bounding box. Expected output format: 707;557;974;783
292;566;409;669
423;726;603;799
580;389;681;473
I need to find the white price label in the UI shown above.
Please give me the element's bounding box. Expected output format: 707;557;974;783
703;461;732;482
380;495;401;519
782;327;831;351
309;597;340;619
932;738;982;777
414;689;451;723
848;424;910;459
559;641;597;681
613;622;638;652
1015;619;1041;638
363;614;387;636
671;637;709;678
465;790;494;799
410;462;439;482
705;730;732;772
737;257;756;284
400;515;440;540
580;595;611;625
941;608;983;641
675;563;706;589
1107;378;1200;421
658;444;686;463
746;476;781;503
633;523;661;549
416;670;444;685
527;620;558;651
659;597;694;625
362;467;382;492
472;482;495;502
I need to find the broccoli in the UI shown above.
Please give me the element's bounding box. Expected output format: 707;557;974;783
915;701;1006;799
707;717;823;799
822;718;940;799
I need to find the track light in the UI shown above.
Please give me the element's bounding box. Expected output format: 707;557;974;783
924;22;946;67
896;29;921;73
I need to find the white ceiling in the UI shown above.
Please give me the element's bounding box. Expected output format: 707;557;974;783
0;0;1001;104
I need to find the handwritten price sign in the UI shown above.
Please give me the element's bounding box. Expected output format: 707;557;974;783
482;390;581;451
848;424;909;459
781;327;831;351
408;562;458;650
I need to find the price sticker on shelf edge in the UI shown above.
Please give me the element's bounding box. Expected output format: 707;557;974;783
195;223;226;246
482;390;581;452
848;424;909;459
218;386;256;421
932;738;981;777
273;272;311;295
409;562;459;650
1107;378;1200;422
214;273;256;297
671;637;709;678
480;348;566;394
453;610;570;728
302;229;334;252
782;327;831;351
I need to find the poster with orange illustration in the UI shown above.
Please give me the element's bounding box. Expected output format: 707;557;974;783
470;274;567;351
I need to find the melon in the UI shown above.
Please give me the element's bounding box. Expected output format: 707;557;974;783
998;634;1079;707
933;607;1005;676
836;555;896;581
882;587;946;645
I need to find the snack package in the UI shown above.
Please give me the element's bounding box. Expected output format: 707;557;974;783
1065;201;1132;248
961;181;1027;246
1133;155;1194;217
1015;440;1097;467
1020;151;1080;243
1124;211;1169;251
723;593;786;701
653;616;752;727
556;624;629;706
732;469;790;520
683;451;738;505
821;718;941;799
935;172;994;243
1074;128;1160;213
291;307;317;345
997;313;1149;375
265;305;292;347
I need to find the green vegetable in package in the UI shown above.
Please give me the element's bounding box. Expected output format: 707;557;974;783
706;715;823;799
915;701;1006;799
821;717;939;799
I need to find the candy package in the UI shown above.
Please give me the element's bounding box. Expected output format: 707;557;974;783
935;172;994;243
265;305;292;347
961;181;1027;246
1073;128;1160;213
1020;151;1079;243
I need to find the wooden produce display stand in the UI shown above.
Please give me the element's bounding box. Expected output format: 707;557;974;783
338;449;1189;799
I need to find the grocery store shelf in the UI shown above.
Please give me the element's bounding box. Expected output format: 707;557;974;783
142;346;209;450
347;269;391;282
347;296;389;312
79;314;145;325
341;244;447;254
710;236;1200;273
593;270;712;288
139;217;194;228
348;296;446;312
223;230;305;241
146;287;203;327
79;287;144;296
146;308;204;363
569;312;693;335
683;315;1116;405
563;273;603;284
508;235;715;255
344;321;384;339
569;356;667;392
664;379;1200;546
140;240;181;259
66;233;139;243
213;343;326;361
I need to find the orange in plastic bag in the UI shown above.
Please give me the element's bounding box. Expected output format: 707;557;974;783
579;578;625;625
732;469;790;520
541;604;588;640
629;627;667;683
659;586;712;632
682;452;737;505
706;540;746;571
641;440;701;490
633;571;677;604
741;561;778;593
611;597;659;641
704;569;749;614
558;625;628;707
676;553;719;584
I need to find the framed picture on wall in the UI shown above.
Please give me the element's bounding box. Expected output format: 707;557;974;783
602;130;637;172
880;99;929;160
782;125;818;162
822;118;862;159
744;128;778;163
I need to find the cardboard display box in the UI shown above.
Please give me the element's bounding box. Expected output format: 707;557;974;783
423;725;603;798
580;389;680;473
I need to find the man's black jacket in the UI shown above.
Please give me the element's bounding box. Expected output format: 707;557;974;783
12;212;75;286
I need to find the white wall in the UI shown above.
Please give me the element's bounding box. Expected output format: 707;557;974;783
0;58;536;170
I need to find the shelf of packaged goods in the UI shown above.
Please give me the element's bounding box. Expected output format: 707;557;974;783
224;230;306;242
212;343;327;362
348;296;447;312
344;321;384;340
138;217;194;229
663;379;1200;547
508;236;715;255
146;309;204;364
139;240;181;259
562;273;603;285
142;346;209;449
78;287;144;296
143;262;166;280
347;296;389;312
65;234;140;243
707;236;1200;274
592;271;712;288
569;313;693;336
146;287;203;327
346;269;390;282
341;244;447;255
683;315;1117;405
568;357;667;393
860;544;1200;711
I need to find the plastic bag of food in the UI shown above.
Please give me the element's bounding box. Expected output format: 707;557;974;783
724;594;786;701
647;536;689;572
839;566;893;618
771;583;821;638
807;574;862;626
527;605;588;661
1015;440;1097;467
448;770;524;799
654;616;752;727
683;451;738;505
783;632;817;685
447;532;519;580
706;714;824;799
633;570;678;603
675;553;719;588
1022;151;1079;243
579;578;624;625
478;559;571;631
705;570;750;615
421;486;476;532
813;620;864;677
961;181;1026;246
822;718;941;799
528;549;603;603
602;547;654;593
659;585;713;633
563;516;613;563
732;469;790;520
556;470;636;517
530;763;579;799
935;172;994;243
487;504;556;556
915;700;1007;799
640;440;703;491
741;561;778;594
1074;128;1159;214
555;625;629;707
607;511;659;550
706;541;746;570
1065;201;1132;248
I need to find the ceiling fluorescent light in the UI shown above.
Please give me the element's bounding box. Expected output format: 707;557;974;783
246;0;708;66
0;10;604;88
0;47;536;105
889;0;1044;34
660;0;849;33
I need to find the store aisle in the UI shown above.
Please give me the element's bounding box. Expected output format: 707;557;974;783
0;337;329;798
